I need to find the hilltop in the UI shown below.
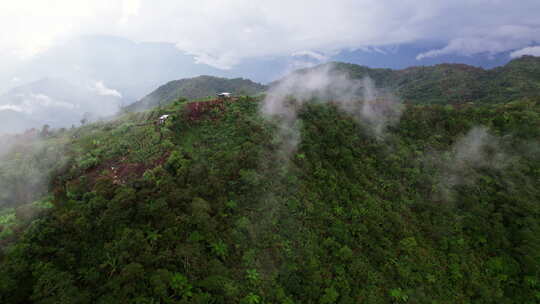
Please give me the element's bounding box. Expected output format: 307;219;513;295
126;75;267;111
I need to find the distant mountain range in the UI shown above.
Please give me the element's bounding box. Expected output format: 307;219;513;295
0;78;124;134
1;35;524;101
281;55;540;104
129;56;540;113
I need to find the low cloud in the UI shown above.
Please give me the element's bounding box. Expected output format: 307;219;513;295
417;25;540;60
92;81;122;98
0;104;24;112
433;126;507;201
510;46;540;59
292;51;330;62
0;78;123;133
261;63;402;158
282;51;333;75
9;93;77;115
0;129;69;230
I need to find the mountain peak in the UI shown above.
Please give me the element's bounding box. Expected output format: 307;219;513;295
126;76;267;112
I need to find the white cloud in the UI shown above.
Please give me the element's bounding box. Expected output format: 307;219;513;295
510;46;540;58
0;104;24;112
0;1;539;68
417;25;540;60
6;93;76;115
0;1;122;59
92;81;122;98
119;0;141;25
26;94;77;111
292;51;330;62
282;50;332;75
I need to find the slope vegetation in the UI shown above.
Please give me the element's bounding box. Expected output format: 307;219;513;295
290;56;540;104
126;56;540;114
0;95;539;303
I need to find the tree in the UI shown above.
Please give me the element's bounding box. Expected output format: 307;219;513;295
81;112;93;125
40;124;50;137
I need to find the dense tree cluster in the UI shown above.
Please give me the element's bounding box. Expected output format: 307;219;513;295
300;56;540;105
0;95;539;303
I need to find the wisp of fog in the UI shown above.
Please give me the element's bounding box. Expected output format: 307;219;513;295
433;126;510;202
261;63;403;159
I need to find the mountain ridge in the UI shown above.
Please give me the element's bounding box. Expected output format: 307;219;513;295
130;56;540;113
126;75;267;111
314;55;540;104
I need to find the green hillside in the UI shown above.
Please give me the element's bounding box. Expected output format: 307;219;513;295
291;56;540;104
1;93;539;303
126;76;267;111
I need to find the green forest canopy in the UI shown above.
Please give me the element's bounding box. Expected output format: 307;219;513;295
0;92;539;303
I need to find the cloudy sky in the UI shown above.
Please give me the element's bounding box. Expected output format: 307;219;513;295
1;0;539;70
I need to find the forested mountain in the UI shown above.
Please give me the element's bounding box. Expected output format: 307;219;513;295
3;0;540;302
132;56;540;115
0;90;539;302
126;76;267;111
287;56;540;104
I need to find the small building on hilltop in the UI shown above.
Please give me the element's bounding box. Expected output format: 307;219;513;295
158;114;170;125
217;92;232;99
